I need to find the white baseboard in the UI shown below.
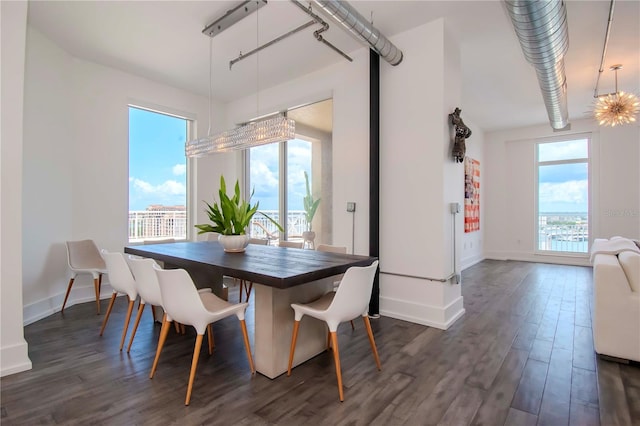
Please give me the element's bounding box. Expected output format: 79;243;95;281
0;340;32;377
461;254;485;270
23;283;114;326
380;295;465;330
484;250;590;267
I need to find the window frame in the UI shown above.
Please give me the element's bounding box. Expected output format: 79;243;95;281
127;101;196;243
534;133;591;257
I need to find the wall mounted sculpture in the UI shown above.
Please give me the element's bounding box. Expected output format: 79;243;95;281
449;107;472;163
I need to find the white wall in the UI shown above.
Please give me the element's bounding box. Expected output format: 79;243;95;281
484;119;640;265
1;0;32;376
21;27;226;324
377;19;466;329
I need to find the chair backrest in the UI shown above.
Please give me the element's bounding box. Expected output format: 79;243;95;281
154;265;207;326
66;240;106;270
316;244;347;254
127;255;163;307
100;250;137;300
327;261;379;325
279;241;304;249
249;238;269;245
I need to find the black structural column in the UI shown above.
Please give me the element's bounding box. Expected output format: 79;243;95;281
369;48;380;316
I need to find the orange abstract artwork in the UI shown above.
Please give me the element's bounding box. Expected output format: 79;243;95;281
464;157;480;233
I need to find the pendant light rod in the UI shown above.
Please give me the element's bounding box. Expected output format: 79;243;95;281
593;0;616;98
230;20;316;69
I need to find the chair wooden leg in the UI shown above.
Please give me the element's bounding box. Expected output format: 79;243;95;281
239;319;255;373
207;324;214;355
287;320;301;376
350;320;355;330
119;299;135;351
99;293;117;336
127;303;146;353
150;305;157;323
180;323;186;334
150;314;171;379
174;321;180;334
185;334;204;406
330;331;344;402
93;277;101;314
245;282;253;302
98;273;103;294
363;316;382;370
61;278;75;314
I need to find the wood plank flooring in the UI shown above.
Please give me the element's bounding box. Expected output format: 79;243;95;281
2;260;639;425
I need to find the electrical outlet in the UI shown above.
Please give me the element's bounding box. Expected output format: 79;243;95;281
347;202;356;212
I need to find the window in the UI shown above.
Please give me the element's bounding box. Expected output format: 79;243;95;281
128;106;189;243
248;138;314;244
536;137;590;253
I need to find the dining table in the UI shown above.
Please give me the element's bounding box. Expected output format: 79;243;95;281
124;240;377;378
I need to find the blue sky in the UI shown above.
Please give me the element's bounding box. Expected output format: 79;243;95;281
249;139;312;211
129;106;313;212
129;107;186;211
538;139;588;213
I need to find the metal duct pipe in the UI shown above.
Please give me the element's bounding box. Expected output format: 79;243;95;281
311;0;403;66
504;0;570;129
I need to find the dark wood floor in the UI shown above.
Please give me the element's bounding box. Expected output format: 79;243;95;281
2;260;639;425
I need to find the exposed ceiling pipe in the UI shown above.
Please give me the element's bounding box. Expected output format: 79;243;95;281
311;0;403;66
504;0;570;130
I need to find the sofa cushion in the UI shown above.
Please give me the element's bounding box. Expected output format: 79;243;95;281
619;252;640;292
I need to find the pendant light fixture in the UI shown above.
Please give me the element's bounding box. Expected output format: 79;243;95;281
186;1;295;158
593;65;639;127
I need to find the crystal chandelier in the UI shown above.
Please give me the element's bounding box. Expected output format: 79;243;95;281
186;115;295;157
593;65;640;127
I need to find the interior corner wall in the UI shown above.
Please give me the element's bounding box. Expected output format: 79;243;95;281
224;49;370;255
378;18;465;330
1;0;32;376
21;26;217;325
484;119;640;265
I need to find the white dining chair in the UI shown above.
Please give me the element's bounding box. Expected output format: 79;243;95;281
287;260;381;401
151;265;255;405
99;250;138;351
63;240;107;314
278;240;304;249
315;244;347;254
316;244;353;329
127;255;213;353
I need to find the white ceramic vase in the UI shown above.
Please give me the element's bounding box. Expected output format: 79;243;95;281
218;234;250;253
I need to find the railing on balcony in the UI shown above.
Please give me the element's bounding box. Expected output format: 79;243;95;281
128;209;308;243
129;211;187;243
538;213;588;253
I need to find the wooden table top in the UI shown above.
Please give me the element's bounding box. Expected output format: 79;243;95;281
124;241;377;289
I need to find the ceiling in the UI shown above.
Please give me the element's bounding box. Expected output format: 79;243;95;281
27;0;639;132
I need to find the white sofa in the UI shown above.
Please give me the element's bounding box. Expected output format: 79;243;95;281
591;237;640;362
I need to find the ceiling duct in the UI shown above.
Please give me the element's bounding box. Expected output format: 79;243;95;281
504;0;570;130
311;0;403;66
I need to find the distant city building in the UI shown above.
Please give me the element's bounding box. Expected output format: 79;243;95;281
145;204;186;211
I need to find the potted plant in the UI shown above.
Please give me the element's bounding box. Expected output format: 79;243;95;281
195;175;282;252
302;171;320;246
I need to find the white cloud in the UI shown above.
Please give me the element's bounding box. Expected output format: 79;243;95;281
172;164;186;176
131;178;185;196
539;180;587;204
